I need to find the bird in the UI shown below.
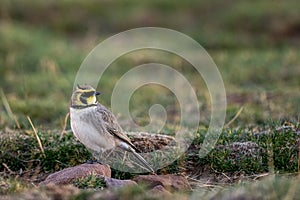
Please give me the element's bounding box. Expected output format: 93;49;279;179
69;84;154;173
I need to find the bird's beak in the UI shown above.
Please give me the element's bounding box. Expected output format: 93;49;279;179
95;91;101;96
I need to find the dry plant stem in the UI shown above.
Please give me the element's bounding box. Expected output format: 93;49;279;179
2;163;15;174
0;88;21;129
27;116;46;157
187;176;224;189
268;142;275;174
253;173;269;180
298;136;300;178
224;106;244;128
59;112;70;141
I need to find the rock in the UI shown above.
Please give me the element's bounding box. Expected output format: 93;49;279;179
42;184;80;200
126;132;176;152
148;185;172;198
39;163;111;185
104;177;137;189
85;190;117;200
133;174;191;192
2;184;80;200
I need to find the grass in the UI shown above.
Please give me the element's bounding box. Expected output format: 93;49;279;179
73;174;106;190
0;131;89;176
192;175;300;199
0;0;300;199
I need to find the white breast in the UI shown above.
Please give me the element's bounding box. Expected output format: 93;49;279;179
70;106;115;152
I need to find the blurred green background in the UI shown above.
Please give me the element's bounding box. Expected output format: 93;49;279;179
0;0;299;129
0;1;300;197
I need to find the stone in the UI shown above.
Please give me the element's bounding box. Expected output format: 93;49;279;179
133;174;191;192
104;177;137;189
127;132;176;152
148;185;172;198
39;163;111;185
1;184;80;200
43;184;80;200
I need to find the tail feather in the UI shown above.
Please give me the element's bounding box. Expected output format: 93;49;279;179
119;142;154;173
130;149;154;173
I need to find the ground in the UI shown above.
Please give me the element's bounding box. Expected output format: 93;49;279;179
0;1;299;199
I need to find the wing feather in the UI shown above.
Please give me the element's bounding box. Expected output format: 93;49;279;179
96;103;140;153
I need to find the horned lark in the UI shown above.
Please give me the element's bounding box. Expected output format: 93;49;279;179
70;84;154;172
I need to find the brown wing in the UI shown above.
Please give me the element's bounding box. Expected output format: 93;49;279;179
96;103;141;153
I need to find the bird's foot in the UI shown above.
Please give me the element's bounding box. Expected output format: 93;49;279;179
86;157;99;164
86;157;107;165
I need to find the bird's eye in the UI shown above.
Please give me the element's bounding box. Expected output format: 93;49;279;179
81;91;95;98
80;91;95;104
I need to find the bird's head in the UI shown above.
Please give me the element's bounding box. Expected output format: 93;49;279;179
71;84;101;107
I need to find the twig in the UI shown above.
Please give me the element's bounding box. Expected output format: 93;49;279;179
187;176;224;188
253;173;269;180
122;151;127;163
59;112;70;141
0;88;21;129
211;167;233;183
221;172;231;181
268;142;275;174
2;163;15;174
224;106;244;128
27;116;45;158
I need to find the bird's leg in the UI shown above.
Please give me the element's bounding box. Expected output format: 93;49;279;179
86;152;98;164
96;149;103;164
